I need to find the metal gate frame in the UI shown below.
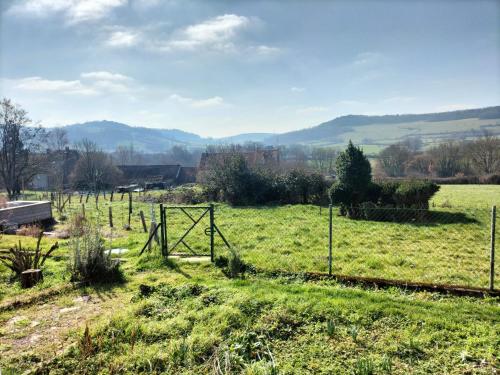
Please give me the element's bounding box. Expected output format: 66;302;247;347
140;203;231;262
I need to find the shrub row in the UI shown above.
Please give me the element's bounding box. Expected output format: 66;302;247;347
381;174;500;185
201;154;330;206
331;179;439;208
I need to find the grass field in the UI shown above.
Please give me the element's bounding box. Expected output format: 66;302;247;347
0;185;499;373
308;118;500;149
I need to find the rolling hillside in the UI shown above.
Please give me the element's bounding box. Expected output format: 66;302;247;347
59;106;500;152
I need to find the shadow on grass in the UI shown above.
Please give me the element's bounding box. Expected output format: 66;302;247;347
135;254;192;279
352;209;480;226
78;281;122;300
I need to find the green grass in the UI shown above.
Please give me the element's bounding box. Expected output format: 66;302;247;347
34;265;500;374
1;185;499;373
1;185;498;303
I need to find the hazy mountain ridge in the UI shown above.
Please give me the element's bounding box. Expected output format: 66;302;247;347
59;106;500;151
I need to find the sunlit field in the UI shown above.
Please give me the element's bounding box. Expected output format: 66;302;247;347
1;185;499;373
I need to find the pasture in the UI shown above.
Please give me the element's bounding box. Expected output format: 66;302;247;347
0;185;499;373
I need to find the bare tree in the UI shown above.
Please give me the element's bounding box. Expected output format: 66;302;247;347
466;133;500;175
48;127;69;151
114;143;143;165
71;139;122;192
428;141;463;177
0;98;45;199
311;147;337;174
378;143;412;177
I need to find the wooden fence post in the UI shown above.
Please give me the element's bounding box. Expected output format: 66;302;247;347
490;205;496;291
82;203;85;218
109;206;113;228
140;210;147;233
328;204;333;276
210;204;215;262
110;191;114;202
128;193;132;227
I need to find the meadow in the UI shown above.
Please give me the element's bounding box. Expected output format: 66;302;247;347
0;185;499;373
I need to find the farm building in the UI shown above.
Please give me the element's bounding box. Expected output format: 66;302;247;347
117;164;197;188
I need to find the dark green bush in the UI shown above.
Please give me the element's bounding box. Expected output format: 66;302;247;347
202;153;329;206
377;180;439;208
329;141;372;217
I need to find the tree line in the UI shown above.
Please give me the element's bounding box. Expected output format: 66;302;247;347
0;99;200;198
377;135;500;178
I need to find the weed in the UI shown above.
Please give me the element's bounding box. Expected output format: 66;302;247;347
380;355;393;373
0;231;58;277
352;357;375;375
68;222;123;283
348;324;360;342
326;319;337;337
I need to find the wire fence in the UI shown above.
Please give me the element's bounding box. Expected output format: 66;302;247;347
215;205;497;290
14;191;498;291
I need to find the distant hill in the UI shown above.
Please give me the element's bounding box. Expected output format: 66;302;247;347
59;106;500;152
63;121;208;152
263;106;500;146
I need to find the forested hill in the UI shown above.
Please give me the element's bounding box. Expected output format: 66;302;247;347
59;106;500;151
263;106;500;145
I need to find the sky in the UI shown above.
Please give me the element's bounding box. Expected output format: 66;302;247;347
0;0;499;138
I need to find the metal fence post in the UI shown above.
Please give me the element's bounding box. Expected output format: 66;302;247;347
329;204;333;275
163;205;168;258
159;204;165;257
210;204;215;262
490;205;496;291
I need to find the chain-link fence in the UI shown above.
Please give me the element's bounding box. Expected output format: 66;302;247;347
17;191;498;291
215;204;497;290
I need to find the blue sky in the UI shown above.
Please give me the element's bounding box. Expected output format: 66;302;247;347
0;0;498;137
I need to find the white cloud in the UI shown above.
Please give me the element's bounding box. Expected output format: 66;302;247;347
353;51;383;66
10;71;134;96
81;71;131;81
158;14;250;52
13;76;98;95
297;106;329;114
169;94;224;108
106;30;140;47
291;87;305;93
252;45;282;56
9;0;127;24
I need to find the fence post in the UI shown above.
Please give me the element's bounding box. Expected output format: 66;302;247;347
163;206;168;257
490;205;496;291
329;204;333;275
128;193;132;227
140;210;147;233
210;204;215;262
159;204;165;257
109;206;113;228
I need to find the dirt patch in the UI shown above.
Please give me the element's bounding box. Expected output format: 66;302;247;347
0;288;130;372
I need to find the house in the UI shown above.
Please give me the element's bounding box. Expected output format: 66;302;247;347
117;164;197;188
30;148;79;191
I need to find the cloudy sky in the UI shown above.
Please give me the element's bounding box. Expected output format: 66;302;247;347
0;0;498;137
